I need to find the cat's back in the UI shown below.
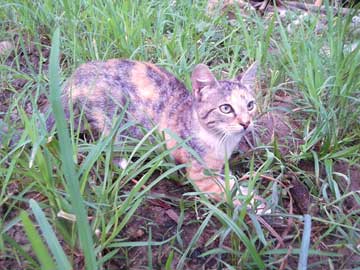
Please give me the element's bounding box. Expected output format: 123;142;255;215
66;59;184;103
61;59;191;134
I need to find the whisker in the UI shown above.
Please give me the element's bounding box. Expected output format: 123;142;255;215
226;127;244;133
216;131;228;152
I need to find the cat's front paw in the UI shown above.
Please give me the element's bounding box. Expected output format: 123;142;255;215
112;157;129;169
233;186;270;214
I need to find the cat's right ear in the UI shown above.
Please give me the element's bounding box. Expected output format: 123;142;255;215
236;61;258;90
191;64;219;101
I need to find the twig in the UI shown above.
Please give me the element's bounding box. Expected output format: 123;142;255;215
131;178;147;190
257;215;285;247
239;173;296;248
279;245;293;270
277;183;294;249
284;1;354;16
239;174;288;189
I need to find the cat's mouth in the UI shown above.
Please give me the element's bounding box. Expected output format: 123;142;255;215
218;124;252;136
209;128;246;141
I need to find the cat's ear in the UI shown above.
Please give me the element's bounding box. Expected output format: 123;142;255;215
236;61;258;90
191;64;219;101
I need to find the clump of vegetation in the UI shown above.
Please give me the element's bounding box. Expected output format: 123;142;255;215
0;1;359;269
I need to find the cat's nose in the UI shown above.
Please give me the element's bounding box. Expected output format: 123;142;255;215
239;121;250;129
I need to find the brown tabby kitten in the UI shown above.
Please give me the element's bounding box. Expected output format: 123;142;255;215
51;59;257;203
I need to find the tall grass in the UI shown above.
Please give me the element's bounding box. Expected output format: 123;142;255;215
48;27;97;269
275;6;360;161
1;0;360;269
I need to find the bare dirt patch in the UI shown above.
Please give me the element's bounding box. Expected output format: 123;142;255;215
104;180;224;270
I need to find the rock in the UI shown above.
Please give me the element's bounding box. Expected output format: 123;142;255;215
0;41;14;56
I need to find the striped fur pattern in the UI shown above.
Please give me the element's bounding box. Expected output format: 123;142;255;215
53;59;258;202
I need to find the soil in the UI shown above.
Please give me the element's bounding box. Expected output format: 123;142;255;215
1;36;359;270
103;180;224;270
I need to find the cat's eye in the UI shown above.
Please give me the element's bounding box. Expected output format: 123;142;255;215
247;101;255;111
219;104;234;114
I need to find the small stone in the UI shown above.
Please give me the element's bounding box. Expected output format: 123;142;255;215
127;227;145;239
95;228;101;238
165;209;180;224
135;229;145;238
0;41;14;55
118;158;128;170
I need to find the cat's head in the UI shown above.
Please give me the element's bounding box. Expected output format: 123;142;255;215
191;62;258;137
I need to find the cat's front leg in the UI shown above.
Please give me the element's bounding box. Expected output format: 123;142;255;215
186;160;236;203
186;161;267;211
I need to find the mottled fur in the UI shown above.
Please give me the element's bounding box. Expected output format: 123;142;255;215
51;59;258;202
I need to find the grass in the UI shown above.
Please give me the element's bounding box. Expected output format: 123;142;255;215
1;0;360;269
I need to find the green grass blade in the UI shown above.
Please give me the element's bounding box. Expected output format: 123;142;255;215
165;249;175;270
298;214;312;270
48;27;97;269
202;201;265;269
248;213;267;246
107;236;177;248
3;233;39;268
29;199;71;270
176;212;214;270
20;211;56;270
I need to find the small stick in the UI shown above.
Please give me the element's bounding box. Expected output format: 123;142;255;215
257;215;285;247
277;184;294;249
131;178;147;190
285;1;354;16
279;246;293;270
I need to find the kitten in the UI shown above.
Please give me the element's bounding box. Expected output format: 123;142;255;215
49;59;258;203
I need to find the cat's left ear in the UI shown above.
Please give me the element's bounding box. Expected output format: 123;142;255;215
236;61;258;90
191;64;219;101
